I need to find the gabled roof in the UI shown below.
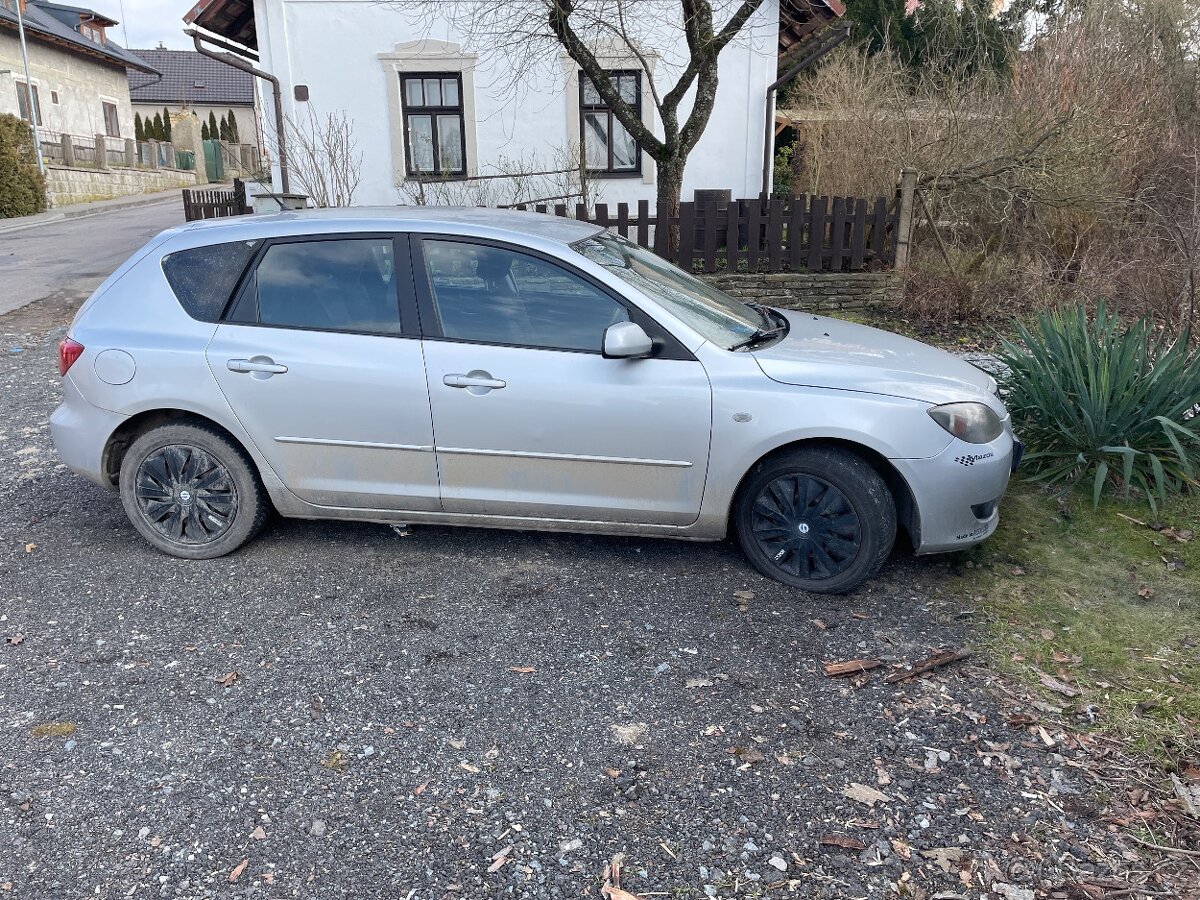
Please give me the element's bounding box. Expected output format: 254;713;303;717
0;0;156;73
127;48;254;105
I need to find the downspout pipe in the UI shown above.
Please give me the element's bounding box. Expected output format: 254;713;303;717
761;22;850;198
185;27;289;193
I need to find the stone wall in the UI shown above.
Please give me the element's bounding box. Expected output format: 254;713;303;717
701;272;901;312
46;164;201;207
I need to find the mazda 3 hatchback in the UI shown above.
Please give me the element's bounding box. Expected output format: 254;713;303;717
51;208;1020;593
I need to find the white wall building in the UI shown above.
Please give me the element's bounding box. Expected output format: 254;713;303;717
184;0;842;207
0;0;155;140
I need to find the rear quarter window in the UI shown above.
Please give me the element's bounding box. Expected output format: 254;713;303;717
161;240;260;322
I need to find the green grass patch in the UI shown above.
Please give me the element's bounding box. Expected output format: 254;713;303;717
956;481;1199;763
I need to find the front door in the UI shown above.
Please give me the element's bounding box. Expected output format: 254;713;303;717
205;234;439;510
414;237;712;525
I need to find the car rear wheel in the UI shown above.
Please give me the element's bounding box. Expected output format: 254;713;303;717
119;423;268;559
734;448;895;594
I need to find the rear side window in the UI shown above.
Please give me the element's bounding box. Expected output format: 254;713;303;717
161;240;260;322
232;238;401;334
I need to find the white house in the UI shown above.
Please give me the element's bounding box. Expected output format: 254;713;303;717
183;0;843;206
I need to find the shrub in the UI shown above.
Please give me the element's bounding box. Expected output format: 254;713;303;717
0;113;46;218
997;302;1200;511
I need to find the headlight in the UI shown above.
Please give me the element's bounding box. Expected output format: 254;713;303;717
928;402;1003;444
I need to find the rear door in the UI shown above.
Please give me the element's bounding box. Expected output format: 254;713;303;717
204;233;440;510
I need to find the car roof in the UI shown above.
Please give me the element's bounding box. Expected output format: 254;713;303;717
178;206;605;244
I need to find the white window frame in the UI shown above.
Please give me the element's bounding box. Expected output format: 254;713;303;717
378;40;479;186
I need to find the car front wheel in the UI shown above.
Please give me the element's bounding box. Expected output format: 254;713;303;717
734;447;896;594
119;422;269;559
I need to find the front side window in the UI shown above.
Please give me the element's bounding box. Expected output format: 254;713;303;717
421;239;629;352
401;74;465;177
102;101;120;137
576;232;765;349
580;71;640;175
233;239;400;334
16;82;41;126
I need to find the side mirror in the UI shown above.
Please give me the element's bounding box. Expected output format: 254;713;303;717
603;321;654;359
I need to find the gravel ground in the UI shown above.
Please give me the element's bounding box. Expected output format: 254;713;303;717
0;302;1122;899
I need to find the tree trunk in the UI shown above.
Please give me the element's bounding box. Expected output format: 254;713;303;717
657;155;685;256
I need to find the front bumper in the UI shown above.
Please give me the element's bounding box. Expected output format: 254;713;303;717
892;431;1017;555
49;374;127;489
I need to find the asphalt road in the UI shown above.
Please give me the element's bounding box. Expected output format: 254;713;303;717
0;229;1109;899
0;199;185;317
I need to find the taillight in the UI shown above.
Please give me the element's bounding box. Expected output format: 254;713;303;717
58;338;84;376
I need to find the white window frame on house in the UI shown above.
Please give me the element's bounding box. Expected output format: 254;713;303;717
562;51;657;186
378;40;479;186
15;80;42;126
100;97;120;137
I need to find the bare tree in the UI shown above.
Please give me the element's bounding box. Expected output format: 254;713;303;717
387;0;769;225
281;108;363;208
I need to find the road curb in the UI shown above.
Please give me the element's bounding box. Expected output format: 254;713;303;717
0;194;185;236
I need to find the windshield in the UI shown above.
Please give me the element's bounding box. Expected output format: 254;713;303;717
574;232;767;349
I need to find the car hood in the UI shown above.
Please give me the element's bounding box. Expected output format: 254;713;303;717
752;311;999;406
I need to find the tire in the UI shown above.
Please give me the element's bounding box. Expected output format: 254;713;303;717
119;422;269;560
734;447;896;594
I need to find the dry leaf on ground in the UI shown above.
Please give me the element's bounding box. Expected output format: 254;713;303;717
228;859;248;882
843;782;891;807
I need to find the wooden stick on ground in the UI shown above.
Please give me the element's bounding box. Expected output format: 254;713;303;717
885;648;972;683
823;658;884;677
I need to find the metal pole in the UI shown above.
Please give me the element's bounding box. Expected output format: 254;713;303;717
15;0;46;176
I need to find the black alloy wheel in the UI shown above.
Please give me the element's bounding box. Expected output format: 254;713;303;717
119;422;269;560
133;444;238;545
749;473;861;580
734;447;896;594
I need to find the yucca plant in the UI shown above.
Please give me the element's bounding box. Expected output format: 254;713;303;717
997;302;1200;511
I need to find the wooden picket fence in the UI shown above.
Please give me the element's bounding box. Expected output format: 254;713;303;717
178;187;902;273
182;181;251;221
515;195;901;273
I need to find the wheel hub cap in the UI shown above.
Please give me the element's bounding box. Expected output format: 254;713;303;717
750;474;861;580
134;444;238;546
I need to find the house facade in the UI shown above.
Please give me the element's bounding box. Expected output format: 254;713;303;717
0;0;155;140
184;0;842;207
127;46;262;152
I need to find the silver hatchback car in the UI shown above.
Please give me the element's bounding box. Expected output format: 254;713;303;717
51;208;1019;593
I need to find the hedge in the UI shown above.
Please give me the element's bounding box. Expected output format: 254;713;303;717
0;113;47;218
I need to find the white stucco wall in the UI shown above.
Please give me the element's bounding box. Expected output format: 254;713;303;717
0;32;134;140
251;0;779;206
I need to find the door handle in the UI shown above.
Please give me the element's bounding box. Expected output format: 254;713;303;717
227;357;288;375
443;373;506;390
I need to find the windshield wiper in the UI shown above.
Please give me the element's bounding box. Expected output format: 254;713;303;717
729;324;787;351
729;303;788;351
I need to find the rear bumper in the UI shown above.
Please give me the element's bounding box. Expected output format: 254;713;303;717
49;375;126;489
892;430;1016;555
